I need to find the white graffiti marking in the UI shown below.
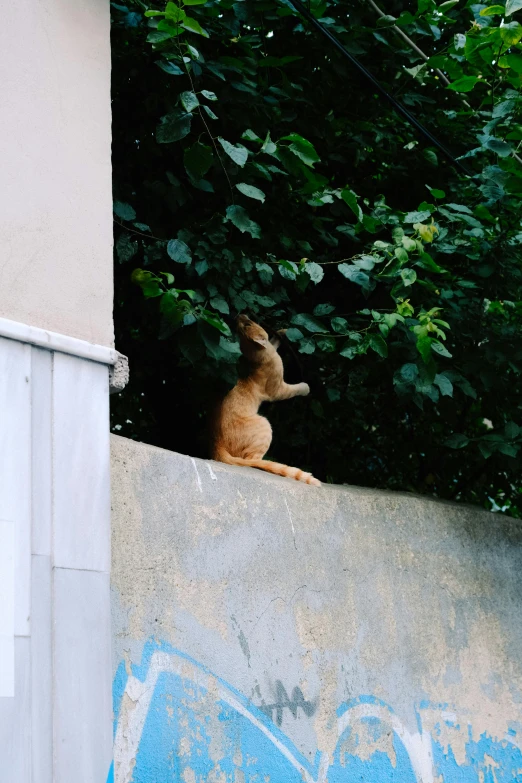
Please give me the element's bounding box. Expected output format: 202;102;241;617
338;703;435;783
113;650;439;783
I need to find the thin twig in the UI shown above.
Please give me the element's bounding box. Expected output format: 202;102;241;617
365;0;451;86
114;218;166;242
174;3;235;201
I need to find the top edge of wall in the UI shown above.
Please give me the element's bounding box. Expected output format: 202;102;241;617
110;434;508;524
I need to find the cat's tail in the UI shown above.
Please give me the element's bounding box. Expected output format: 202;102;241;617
214;450;321;487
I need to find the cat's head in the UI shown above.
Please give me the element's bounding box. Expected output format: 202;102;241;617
236;314;272;361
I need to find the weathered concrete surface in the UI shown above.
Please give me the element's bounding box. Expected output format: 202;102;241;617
111;434;522;783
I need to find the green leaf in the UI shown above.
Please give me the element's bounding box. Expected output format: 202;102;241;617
484;137;513;157
341;189;363;221
314;303;336;316
355;255;377;271
183;0;208;4
278;259;298;280
431;340;452;358
114;201;136;221
184;142;213;180
501;21;522;45
181;16;208;35
281;133;320;167
338;264;371;289
291;313;329;333
447;76;481;92
156;18;183;32
479;5;506;15
401;268;417;286
399;363;419;383
498;54;522;72
416;336;433;364
445;433;469;448
446;202;473;214
331;317;349;334
439;0;458;9
392;227;404;244
305;262;324;284
395;247;409;264
235;183;266;202
147;30;176;43
505;421;521;439
401;237;417;252
132;269;163;298
255;262;273;284
454;33;466;49
167;239;192;264
242;129;262;142
478;442;494;459
156;60;184;75
202;104;218;120
180;91;199;112
339;342;357;359
424;149;438;166
299;338;316;354
369;334;388;358
160;271;175;285
200;90;218;101
498;442;519;457
285;327;304;342
506;0;522;14
199;310;231;336
434;373;453;396
165;2;186;21
210;295;230;315
428;187;446;199
218;138;249;167
156;110;192;143
225;205;261;238
404;209;432;223
376;14;397;26
116;233;138;263
318;335;336;353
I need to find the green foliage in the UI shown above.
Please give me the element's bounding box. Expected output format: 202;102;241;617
111;0;522;516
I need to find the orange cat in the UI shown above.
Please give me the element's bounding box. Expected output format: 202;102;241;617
212;315;320;486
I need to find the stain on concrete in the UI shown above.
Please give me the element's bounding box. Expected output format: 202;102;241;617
110;436;522;782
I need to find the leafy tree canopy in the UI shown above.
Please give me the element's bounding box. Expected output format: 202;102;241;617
111;0;522;515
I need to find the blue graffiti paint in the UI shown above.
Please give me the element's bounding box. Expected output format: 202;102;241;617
330;726;418;783
431;732;522;783
111;639;522;783
112;659;127;738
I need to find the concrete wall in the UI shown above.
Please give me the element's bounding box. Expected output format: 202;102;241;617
0;0;113;346
110;435;522;783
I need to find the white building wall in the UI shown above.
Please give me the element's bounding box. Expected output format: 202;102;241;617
0;0;113;346
0;335;114;783
0;0;115;780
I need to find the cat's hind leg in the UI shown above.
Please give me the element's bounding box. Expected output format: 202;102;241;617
241;415;272;459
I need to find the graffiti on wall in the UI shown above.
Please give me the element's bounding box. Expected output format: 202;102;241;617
109;640;522;783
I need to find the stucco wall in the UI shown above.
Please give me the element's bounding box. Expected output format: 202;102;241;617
110;435;522;783
0;0;113;346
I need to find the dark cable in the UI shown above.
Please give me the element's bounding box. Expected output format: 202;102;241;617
285;0;472;177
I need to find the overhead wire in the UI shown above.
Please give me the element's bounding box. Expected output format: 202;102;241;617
283;0;473;177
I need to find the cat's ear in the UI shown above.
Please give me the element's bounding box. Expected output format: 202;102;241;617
251;334;269;348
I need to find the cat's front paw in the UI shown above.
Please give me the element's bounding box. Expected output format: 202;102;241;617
299;382;310;396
